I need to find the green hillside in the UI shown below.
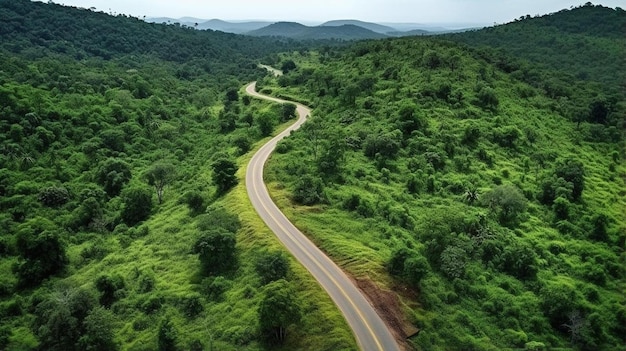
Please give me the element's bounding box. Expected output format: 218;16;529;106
0;1;355;350
445;4;626;88
261;19;625;351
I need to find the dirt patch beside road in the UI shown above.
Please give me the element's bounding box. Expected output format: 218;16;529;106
355;278;420;350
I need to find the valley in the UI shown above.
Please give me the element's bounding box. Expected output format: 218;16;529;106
0;1;623;350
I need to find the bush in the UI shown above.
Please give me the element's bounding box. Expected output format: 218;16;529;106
293;174;324;205
196;207;241;233
201;276;230;301
183;191;205;215
157;317;178;351
179;294;203;318
440;246;467;279
95;274;125;308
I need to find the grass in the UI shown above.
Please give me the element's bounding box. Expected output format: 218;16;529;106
258;39;625;350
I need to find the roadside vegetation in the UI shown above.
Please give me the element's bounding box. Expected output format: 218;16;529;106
262;5;624;350
0;1;354;350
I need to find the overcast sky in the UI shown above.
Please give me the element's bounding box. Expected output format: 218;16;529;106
44;1;623;24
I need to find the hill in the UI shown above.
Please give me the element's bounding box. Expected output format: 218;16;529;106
0;1;356;350
200;19;272;33
445;3;626;87
320;19;397;34
258;12;625;351
248;22;387;40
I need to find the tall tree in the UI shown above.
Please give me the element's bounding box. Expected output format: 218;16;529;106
211;156;238;195
258;279;301;344
255;250;290;285
144;162;176;204
193;229;237;275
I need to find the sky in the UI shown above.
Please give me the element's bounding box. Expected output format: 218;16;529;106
42;1;623;25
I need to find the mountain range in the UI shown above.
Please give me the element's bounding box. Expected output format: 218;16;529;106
146;17;475;40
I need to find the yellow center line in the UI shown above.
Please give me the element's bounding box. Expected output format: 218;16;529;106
246;83;386;351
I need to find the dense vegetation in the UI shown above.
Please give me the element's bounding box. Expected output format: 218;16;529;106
0;1;355;350
446;3;626;88
261;5;625;350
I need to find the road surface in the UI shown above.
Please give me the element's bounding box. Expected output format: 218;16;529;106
245;82;401;351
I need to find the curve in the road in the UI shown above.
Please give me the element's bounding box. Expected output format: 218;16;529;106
244;82;401;351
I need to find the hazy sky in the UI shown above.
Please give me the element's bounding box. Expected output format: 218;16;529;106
44;1;623;24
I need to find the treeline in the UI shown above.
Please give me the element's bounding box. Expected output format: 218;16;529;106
262;29;624;351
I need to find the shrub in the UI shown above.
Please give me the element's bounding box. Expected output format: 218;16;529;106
95;274;125;308
179;294;203;318
202;276;230;301
293;174;324;205
183;191;205;215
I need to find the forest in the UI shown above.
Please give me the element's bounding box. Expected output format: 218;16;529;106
0;1;354;350
259;4;624;351
0;0;624;350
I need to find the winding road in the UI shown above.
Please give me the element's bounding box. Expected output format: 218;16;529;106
245;82;401;351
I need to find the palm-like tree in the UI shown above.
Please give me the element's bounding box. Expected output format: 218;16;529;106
464;187;479;205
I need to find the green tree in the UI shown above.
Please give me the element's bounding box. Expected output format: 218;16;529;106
255;250;290;285
193;229;236;275
588;99;609;124
555;158;585;201
183;191;206;215
481;184;527;227
33;286;95;351
225;88;239;102
281;60;296;73
38;186;70;207
280;103;297;122
211;156;238;195
144;162;176;204
256;112;275;137
95;158;132;197
14;218;68;288
157;317;178;351
95;274;125;308
404;255;430;287
78;307;119;351
121;186;153;226
293;174;324;205
396;102;426;137
475;86;499;111
258;279;301;344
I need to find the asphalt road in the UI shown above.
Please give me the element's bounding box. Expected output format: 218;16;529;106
245;82;401;351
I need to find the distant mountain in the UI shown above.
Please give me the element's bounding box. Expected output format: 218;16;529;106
200;19;271;34
248;22;387;40
320;19;396;34
387;29;430;36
